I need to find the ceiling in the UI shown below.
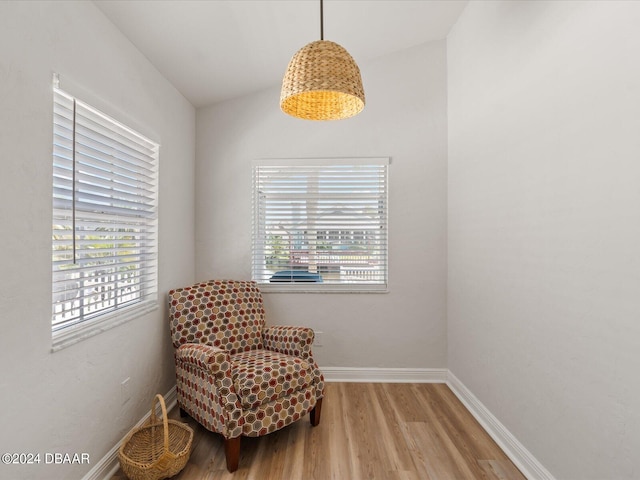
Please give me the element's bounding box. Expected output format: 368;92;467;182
94;0;468;108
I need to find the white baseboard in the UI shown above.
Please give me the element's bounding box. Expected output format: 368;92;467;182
321;366;448;383
446;371;555;480
82;386;177;480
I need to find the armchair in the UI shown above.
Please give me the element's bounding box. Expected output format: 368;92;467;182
168;280;325;472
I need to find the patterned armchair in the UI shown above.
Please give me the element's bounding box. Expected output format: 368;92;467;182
167;280;325;472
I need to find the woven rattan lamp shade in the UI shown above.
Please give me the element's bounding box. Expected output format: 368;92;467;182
280;40;365;121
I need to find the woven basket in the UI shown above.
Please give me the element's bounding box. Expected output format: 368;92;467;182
118;394;193;480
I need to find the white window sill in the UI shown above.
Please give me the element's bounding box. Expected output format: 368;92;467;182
51;301;158;352
258;283;389;294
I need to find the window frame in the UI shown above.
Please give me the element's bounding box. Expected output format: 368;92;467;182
252;157;389;293
51;86;159;351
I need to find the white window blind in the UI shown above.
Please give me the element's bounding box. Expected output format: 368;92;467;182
52;87;159;338
252;158;389;291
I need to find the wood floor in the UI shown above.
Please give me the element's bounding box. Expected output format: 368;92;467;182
113;383;525;480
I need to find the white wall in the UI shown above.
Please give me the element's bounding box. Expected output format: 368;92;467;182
0;2;195;479
196;41;448;369
447;1;640;478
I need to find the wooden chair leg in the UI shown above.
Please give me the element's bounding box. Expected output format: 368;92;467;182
179;407;188;418
310;397;323;426
224;436;241;473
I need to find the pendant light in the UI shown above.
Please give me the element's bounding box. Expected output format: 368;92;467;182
280;0;365;121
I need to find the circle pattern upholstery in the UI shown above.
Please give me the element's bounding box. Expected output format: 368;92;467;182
231;349;313;410
168;280;325;442
169;280;265;355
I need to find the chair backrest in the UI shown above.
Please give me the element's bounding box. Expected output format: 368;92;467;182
168;280;265;354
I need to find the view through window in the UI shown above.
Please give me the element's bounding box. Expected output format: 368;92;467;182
52;87;159;343
252;158;389;291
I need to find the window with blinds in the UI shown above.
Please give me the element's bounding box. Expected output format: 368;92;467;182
52;87;159;342
252;158;389;292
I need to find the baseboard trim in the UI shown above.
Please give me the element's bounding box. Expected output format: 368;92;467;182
446;371;555;480
82;385;177;480
321;366;448;383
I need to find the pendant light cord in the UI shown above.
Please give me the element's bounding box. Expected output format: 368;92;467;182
320;0;324;40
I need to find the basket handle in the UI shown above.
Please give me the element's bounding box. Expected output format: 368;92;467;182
150;394;170;455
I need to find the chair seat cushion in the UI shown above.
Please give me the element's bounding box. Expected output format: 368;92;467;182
230;349;313;410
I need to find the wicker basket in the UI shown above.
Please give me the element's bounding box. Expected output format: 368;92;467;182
118;394;193;480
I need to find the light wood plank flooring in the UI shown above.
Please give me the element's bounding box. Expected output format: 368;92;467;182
113;383;525;480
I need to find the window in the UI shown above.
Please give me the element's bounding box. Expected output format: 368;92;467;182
252;158;389;292
52;87;159;349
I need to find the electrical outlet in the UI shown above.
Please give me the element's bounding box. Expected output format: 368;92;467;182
314;331;324;347
121;377;131;405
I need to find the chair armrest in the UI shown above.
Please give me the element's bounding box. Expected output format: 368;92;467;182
174;343;244;438
262;325;314;360
175;343;231;379
263;326;325;399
